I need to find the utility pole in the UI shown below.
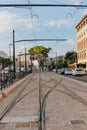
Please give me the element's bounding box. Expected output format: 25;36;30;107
13;30;15;79
19;53;21;78
25;48;27;73
30;55;33;73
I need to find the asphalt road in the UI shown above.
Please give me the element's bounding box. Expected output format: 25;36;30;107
65;74;87;83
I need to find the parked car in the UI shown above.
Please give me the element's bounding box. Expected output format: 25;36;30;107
16;67;25;72
52;69;56;72
64;68;73;75
72;68;84;76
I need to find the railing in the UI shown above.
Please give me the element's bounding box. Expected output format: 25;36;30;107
0;70;32;91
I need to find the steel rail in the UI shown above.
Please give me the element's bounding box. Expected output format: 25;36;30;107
49;73;87;105
14;87;38;105
0;75;33;121
38;72;87;130
38;72;63;130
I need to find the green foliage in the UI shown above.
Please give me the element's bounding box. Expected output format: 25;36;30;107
28;46;52;58
64;51;77;64
52;51;77;69
54;57;68;69
0;57;12;69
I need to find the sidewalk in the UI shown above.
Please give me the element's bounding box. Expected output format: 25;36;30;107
0;74;32;100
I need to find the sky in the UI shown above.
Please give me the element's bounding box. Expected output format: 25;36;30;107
0;0;87;58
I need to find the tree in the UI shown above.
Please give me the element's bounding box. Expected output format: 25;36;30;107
53;57;68;69
51;51;77;69
0;57;12;69
28;46;52;71
28;46;52;57
64;51;77;65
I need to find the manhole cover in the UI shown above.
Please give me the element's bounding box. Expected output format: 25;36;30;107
70;120;85;124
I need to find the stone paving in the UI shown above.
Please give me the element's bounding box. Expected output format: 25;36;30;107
0;72;87;130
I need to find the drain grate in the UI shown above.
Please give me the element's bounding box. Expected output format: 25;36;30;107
70;120;85;124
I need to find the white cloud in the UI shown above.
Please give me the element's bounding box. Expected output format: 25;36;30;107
0;10;72;34
44;19;71;28
0;11;37;33
69;0;82;5
0;11;15;33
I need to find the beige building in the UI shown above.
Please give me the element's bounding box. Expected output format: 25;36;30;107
16;53;39;71
75;15;87;70
15;53;52;72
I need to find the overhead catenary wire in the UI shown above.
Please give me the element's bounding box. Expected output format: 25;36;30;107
15;38;68;43
0;4;87;8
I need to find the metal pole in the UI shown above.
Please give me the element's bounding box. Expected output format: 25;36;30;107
30;55;32;73
13;30;15;79
25;48;27;73
19;53;21;78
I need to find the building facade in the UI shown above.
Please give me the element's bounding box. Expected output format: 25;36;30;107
75;15;87;70
15;53;52;72
16;53;39;72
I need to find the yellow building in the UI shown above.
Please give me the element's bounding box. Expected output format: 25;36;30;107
75;15;87;70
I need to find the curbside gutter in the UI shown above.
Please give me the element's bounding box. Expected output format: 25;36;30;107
0;74;32;99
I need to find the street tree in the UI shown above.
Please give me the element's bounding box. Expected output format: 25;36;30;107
64;51;77;65
0;57;12;69
28;46;52;71
28;46;52;57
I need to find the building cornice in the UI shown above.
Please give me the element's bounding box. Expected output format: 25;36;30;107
75;14;87;29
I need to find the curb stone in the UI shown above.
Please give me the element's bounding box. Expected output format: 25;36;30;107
1;74;32;98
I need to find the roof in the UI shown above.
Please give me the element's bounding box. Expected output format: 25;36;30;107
0;50;8;58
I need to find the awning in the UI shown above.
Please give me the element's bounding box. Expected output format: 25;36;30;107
69;63;76;67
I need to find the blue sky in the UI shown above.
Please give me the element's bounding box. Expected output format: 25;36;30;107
0;0;87;57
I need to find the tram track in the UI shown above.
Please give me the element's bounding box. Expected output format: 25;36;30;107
39;73;87;130
38;73;87;108
0;74;34;122
0;72;87;130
